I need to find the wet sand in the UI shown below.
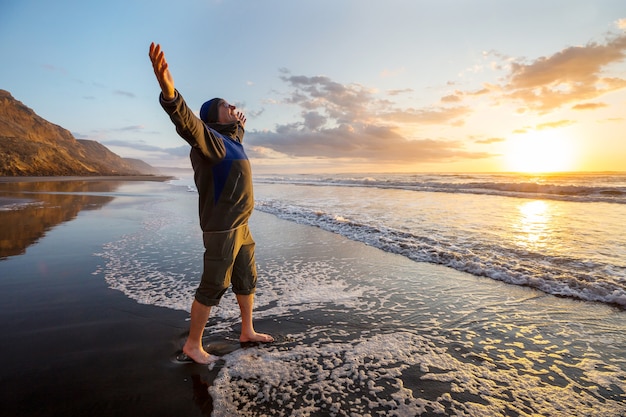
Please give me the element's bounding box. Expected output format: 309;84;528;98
0;223;211;417
0;175;173;219
0;175;174;183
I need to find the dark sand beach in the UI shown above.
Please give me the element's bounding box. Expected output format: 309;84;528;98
1;178;624;416
0;179;210;416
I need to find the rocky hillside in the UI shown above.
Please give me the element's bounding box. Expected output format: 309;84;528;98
0;89;159;176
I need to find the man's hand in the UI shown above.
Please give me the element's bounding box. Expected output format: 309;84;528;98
236;110;246;127
149;42;175;100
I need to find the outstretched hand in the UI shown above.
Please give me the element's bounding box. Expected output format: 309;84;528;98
148;42;175;100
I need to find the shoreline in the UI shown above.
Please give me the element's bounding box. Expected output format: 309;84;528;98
0;175;176;209
0;175;175;183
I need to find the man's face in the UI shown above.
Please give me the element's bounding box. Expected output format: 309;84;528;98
217;100;237;124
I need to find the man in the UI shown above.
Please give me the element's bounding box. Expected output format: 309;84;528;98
148;42;273;364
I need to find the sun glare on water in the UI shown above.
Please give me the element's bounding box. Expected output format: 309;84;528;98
504;131;577;173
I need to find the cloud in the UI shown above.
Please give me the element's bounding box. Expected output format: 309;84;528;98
246;108;265;119
41;64;67;75
302;111;327;130
114;125;145;132
247;145;289;160
535;120;574;130
279;70;470;125
598;117;624;123
572;102;607;110
385;106;470;124
387;88;413;96
279;72;377;124
475;137;506;145
441;94;462;103
466;88;491;97
80;125;147;138
102;140;189;157
248;127;491;164
500;33;626;111
114;90;136;98
245;71;485;165
617;18;626;30
510;120;575;136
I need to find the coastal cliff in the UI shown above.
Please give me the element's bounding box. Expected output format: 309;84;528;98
0;89;159;176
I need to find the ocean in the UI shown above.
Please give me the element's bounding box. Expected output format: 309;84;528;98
251;172;626;309
1;172;625;416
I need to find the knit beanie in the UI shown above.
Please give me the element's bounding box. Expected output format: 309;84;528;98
199;98;223;123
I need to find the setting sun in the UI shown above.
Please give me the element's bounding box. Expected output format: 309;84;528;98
504;131;577;173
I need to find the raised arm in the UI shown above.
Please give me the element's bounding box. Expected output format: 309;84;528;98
148;42;175;100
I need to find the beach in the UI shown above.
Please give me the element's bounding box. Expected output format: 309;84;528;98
1;176;625;416
0;179;208;416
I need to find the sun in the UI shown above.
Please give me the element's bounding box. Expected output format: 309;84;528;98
504;130;577;173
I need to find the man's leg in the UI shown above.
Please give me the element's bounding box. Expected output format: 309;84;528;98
236;294;274;343
183;299;219;364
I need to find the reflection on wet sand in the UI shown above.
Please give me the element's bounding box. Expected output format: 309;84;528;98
0;180;123;259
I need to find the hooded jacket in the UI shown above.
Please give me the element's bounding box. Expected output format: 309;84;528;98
160;91;253;232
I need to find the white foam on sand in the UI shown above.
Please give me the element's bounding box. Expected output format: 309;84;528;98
93;194;626;416
93;200;200;312
93;195;374;320
209;330;625;417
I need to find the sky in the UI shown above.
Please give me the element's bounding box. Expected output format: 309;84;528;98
1;0;625;174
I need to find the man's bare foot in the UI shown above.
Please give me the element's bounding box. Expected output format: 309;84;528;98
240;331;274;344
182;345;219;364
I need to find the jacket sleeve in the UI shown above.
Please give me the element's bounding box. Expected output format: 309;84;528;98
159;90;225;164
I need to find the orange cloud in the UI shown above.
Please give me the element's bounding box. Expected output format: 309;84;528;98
441;94;462;103
502;33;626;111
475;137;506;144
572;102;607;110
535;120;574;130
